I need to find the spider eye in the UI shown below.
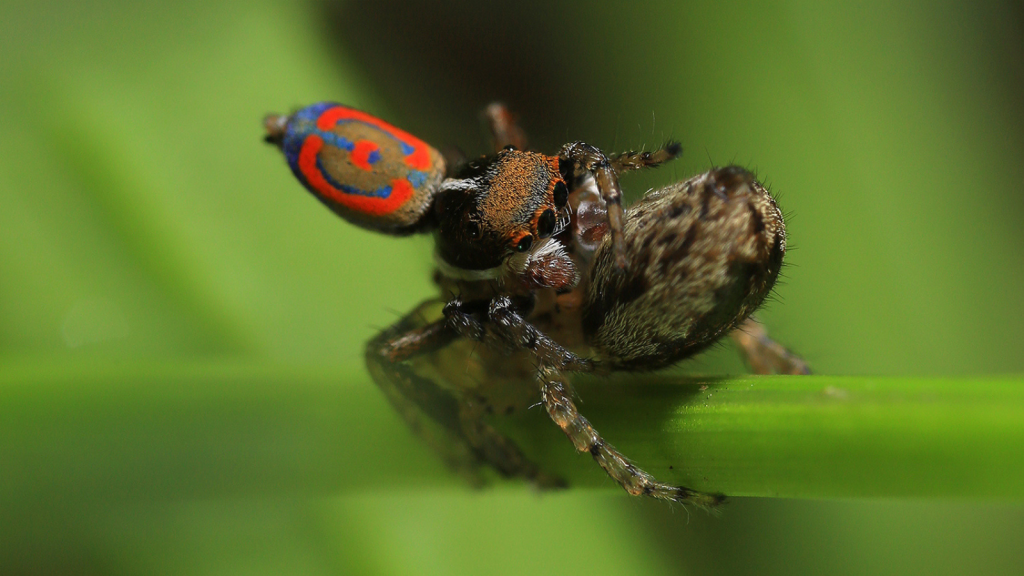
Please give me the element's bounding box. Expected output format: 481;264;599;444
466;220;481;240
552;181;568;209
515;235;534;253
537;209;557;238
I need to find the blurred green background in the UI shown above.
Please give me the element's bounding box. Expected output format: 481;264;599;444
2;0;1023;574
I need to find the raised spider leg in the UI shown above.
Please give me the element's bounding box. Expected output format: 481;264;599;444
444;295;593;372
729;316;811;375
483;102;529;152
608;141;683;173
367;302;560;487
539;366;725;510
560;142;628;269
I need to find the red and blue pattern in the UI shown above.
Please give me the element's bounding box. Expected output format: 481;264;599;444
281;102;444;230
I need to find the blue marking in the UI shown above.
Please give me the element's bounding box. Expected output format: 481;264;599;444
284;103;341;172
407;170;427;189
399;142;415;156
319;131;355;152
367;150;381;164
317;156;392;199
294;102;336;123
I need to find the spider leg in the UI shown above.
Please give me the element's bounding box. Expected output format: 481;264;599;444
609;141;682;173
444;295;721;508
444;295;593;372
729;316;811;375
367;301;562;488
538;366;725;510
483;102;529;152
560;142;628;269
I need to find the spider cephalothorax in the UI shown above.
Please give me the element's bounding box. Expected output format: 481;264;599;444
433;149;570;274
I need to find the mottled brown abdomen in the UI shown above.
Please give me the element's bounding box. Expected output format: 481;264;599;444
582;166;786;371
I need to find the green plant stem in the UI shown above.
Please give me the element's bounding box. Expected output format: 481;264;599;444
2;362;1022;513
550;372;1024;499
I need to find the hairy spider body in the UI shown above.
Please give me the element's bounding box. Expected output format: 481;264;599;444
584;167;786;371
264;102;808;510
